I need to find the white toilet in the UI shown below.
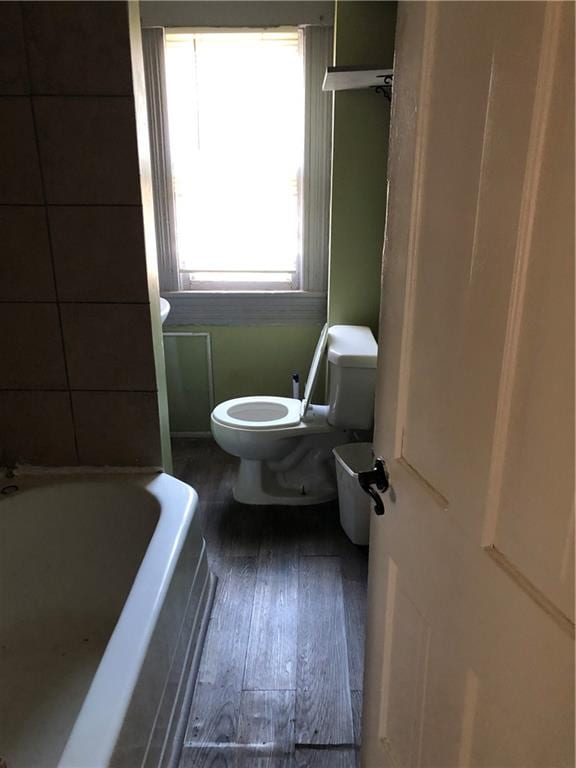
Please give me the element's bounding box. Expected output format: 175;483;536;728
210;324;378;505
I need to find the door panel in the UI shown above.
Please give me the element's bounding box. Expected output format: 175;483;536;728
402;1;548;542
363;3;574;767
489;9;575;620
367;459;573;767
378;557;430;768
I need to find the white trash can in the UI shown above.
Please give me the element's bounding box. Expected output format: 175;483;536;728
333;442;374;546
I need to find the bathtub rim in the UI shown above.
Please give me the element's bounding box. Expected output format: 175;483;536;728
45;471;199;768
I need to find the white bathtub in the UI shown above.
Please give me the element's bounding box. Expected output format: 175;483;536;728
0;472;215;768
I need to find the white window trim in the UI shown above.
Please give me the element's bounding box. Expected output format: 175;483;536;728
142;24;333;323
162;290;327;326
302;25;333;294
142;27;179;293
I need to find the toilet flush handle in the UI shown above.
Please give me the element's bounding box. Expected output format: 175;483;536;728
358;459;390;516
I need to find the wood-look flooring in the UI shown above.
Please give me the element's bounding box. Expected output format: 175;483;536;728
172;439;368;768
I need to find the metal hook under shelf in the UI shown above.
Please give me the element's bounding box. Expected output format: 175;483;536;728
372;84;392;101
371;71;393;101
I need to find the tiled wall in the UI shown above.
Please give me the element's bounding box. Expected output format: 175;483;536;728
0;1;162;467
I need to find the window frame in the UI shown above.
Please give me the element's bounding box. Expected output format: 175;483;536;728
179;272;300;292
142;24;333;324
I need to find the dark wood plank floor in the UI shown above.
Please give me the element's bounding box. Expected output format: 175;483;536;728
172;438;368;768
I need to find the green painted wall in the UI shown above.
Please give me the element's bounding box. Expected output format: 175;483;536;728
164;324;325;432
328;1;397;336
162;2;397;433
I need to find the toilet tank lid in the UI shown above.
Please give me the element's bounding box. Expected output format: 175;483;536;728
327;325;378;368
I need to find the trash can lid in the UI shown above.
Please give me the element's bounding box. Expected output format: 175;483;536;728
333;442;374;477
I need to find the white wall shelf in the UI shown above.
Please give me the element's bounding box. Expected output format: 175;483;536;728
322;66;393;95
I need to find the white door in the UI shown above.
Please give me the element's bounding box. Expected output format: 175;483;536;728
362;3;574;767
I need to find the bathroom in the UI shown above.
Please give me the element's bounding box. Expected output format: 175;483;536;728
1;1;393;765
1;2;573;767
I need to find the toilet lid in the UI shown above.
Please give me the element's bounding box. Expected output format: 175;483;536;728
301;323;329;418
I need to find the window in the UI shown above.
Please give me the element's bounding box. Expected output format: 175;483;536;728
165;30;304;291
142;24;332;323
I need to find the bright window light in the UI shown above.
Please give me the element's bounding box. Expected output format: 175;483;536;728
165;30;304;290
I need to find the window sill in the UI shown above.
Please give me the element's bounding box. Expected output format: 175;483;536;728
161;290;327;326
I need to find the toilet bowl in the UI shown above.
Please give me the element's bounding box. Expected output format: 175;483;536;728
211;401;349;505
210;324;378;505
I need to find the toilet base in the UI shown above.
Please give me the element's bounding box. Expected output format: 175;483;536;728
233;457;338;506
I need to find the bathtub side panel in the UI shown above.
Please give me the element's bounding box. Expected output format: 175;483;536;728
110;508;210;767
146;555;214;768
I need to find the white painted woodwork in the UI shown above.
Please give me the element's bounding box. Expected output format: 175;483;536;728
362;3;574;767
303;26;333;293
322;67;394;92
142;27;180;293
143;24;331;312
161;290;327;326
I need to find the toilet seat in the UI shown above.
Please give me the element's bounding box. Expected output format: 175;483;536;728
212;323;330;433
212;396;302;430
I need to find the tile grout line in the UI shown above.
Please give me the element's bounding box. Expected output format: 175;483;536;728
0;388;159;393
0;300;153;305
18;4;81;463
32;93;135;98
0;202;144;207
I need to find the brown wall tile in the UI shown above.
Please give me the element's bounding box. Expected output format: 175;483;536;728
0;206;56;301
0;2;163;468
0;97;43;203
72;391;161;465
34;96;141;204
0;3;29;95
49;206;149;302
60;303;156;391
0;390;77;465
22;1;133;96
0;303;67;389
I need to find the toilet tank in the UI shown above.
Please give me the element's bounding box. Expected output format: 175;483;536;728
327;325;378;430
